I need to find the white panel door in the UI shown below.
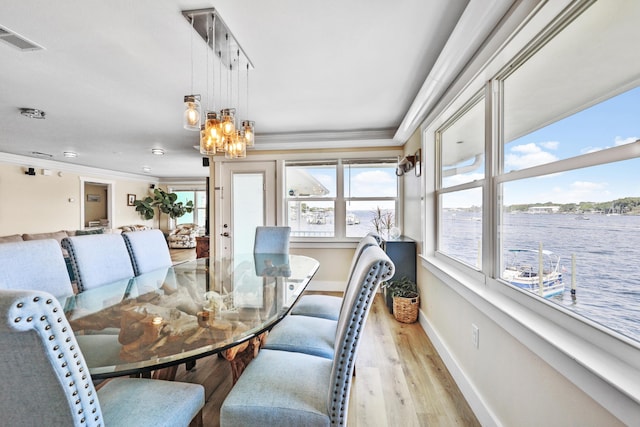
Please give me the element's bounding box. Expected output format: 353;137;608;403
219;161;276;261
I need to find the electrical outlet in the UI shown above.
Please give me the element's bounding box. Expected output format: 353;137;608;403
472;324;479;349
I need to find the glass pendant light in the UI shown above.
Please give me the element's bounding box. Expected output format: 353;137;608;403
242;120;255;147
220;108;236;136
236;130;247;158
183;95;202;130
200;118;216;156
224;129;237;159
205;111;221;149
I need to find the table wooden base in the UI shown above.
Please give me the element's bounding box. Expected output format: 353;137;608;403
223;331;268;384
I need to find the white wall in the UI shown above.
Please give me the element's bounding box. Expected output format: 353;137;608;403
0;157;155;235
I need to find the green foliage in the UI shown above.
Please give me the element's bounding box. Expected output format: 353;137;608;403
507;197;640;214
133;189;194;221
384;276;418;298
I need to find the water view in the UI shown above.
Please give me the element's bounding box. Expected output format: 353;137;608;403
444;211;640;343
289;209;393;238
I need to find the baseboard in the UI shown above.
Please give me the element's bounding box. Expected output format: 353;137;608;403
418;309;500;427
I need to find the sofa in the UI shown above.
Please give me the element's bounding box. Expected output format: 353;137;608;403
167;223;199;249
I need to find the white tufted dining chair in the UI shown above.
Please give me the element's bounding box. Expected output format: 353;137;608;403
289;233;379;320
62;234;135;293
0;288;204;427
0;239;75;300
122;229;173;276
220;244;394;426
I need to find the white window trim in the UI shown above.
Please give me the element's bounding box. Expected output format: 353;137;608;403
283;153;403;243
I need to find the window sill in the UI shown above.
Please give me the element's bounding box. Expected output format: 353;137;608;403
420;254;640;424
290;240;359;249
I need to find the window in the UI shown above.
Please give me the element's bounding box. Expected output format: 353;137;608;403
436;95;485;268
285;158;398;239
343;159;398;238
497;0;640;342
173;190;207;227
434;0;640;344
286;161;337;237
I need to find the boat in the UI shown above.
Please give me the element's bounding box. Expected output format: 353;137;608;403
502;249;564;297
346;214;360;225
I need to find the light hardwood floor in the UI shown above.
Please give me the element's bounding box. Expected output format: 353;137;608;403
169;248;479;426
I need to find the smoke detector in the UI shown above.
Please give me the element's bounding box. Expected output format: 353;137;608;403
20;108;46;119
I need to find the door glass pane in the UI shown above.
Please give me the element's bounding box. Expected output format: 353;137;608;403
233;173;264;258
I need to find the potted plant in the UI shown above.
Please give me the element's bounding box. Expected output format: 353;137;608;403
133;188;194;228
383;276;419;323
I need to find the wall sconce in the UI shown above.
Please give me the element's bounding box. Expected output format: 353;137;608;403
396;155;415;176
396;149;422;177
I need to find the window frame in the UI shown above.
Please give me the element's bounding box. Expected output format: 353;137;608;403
422;1;640;421
168;187;207;229
284;157;401;242
435;91;487;269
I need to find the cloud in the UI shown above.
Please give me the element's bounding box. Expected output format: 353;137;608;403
532;181;611;204
505;142;559;170
351;170;396;197
614;136;638;146
539;141;559;150
581;136;637;154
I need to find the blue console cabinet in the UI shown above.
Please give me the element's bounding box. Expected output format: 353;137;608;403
381;236;416;312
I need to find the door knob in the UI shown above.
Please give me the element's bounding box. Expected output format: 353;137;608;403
221;232;230;237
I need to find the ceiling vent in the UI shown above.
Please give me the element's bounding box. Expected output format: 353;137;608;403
0;25;43;51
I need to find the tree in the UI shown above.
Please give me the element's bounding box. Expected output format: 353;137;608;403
133;189;194;225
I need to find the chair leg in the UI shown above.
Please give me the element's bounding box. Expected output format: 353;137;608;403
189;409;204;427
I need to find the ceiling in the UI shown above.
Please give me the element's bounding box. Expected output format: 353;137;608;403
0;0;470;179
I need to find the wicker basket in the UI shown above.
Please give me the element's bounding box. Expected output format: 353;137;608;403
392;293;420;323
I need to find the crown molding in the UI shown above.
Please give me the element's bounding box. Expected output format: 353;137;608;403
254;128;398;150
0;152;159;182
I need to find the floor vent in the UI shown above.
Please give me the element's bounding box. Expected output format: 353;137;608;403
0;25;43;51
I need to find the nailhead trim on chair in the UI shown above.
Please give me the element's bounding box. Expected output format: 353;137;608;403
9;292;104;425
328;258;393;425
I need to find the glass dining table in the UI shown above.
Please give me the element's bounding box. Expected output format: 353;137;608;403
62;253;319;380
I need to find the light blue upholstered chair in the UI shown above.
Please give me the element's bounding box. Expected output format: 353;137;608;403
365;231;383;246
0;239;75;300
220;244;394;426
0;289;204;427
122;229;173;276
262;243;391;359
253;226;291;254
62;234;135;293
289;233;379;320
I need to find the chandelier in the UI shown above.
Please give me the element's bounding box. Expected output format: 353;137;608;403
182;8;255;159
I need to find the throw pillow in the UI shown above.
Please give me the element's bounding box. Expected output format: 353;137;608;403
75;228;104;236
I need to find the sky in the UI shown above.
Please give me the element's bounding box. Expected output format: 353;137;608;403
302;165;398;211
444;85;640;208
